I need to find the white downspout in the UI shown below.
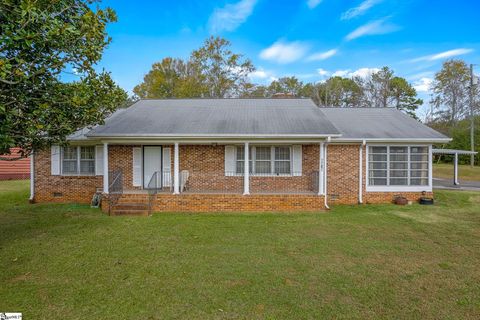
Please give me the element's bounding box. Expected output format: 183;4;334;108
358;140;366;204
29;151;34;202
324;137;330;209
103;142;109;194
318;142;324;195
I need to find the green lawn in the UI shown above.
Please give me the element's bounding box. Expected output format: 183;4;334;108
434;163;480;181
1;180;480;319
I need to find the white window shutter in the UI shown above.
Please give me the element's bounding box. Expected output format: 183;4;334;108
95;145;104;176
51;145;60;175
292;145;302;176
225;146;235;176
162;147;171;187
132;147;142;187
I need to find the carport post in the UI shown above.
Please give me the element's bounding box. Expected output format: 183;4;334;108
454;152;459;186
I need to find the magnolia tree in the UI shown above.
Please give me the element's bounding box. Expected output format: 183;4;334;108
0;0;127;159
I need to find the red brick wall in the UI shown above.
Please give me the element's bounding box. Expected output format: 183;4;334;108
178;144;319;194
327;144;360;204
108;145;141;190
327;144;433;205
108;193;326;213
179;145;243;193
33;149;102;203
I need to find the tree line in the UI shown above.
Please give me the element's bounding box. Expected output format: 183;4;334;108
133;37;423;118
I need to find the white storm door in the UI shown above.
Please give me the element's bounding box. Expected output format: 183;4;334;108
143;146;162;188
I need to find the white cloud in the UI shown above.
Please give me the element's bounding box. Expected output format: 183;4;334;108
249;70;269;79
307;49;338;61
259;40;309;64
410;48;474;62
345;18;400;41
307;0;322;9
332;67;380;78
341;0;382;20
413;77;433;93
248;68;278;83
317;68;330;76
208;0;257;33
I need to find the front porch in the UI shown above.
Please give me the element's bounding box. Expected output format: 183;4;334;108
101;142;327;214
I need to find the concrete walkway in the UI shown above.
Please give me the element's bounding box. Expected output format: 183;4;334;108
433;178;480;191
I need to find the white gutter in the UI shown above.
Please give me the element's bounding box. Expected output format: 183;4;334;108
29;151;34;202
86;133;342;139
331;138;451;143
324;137;330;209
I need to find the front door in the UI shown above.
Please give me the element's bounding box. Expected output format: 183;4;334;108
143;146;162;188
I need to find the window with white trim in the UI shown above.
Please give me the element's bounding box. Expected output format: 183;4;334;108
235;146;292;175
368;146;429;186
61;146;95;175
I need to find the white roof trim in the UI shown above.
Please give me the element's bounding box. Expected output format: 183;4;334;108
432;149;478;155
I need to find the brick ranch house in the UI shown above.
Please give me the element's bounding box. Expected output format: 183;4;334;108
30;99;450;214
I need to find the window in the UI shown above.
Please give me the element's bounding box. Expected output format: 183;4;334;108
235;146;291;175
275;146;291;174
255;146;271;174
62;146;95;175
368;146;429;187
62;146;78;174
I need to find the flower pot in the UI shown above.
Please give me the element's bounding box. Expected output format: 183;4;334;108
394;196;408;205
419;197;434;205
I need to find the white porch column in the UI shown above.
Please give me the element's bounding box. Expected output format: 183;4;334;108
243;142;250;195
454;152;459;185
318;142;324;195
173;142;180;194
103;142;109;194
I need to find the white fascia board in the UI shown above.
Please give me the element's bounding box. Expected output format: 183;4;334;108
85;133;341;139
96;139;330;145
331;138;451;144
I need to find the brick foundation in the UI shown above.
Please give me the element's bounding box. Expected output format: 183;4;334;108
102;193;325;213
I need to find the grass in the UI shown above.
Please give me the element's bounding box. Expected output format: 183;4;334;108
1;180;480;319
433;163;480;181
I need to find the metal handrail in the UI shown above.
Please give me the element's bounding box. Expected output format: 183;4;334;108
108;169;123;215
147;171;161;215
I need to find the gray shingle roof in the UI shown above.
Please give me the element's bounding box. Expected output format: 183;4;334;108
80;99;449;142
319;108;449;141
86;99;340;137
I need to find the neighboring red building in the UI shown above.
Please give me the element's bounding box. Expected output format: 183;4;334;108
0;148;30;180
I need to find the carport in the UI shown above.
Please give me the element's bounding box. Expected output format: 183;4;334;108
432;149;478;185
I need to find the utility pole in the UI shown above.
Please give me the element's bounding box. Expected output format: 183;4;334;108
470;64;475;167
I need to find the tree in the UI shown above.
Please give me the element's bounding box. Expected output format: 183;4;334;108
312;76;363;107
190;36;254;98
133;58;204;98
389;77;423;118
135;37;255;99
267;77;305;96
430;59;471;126
359;67;422;116
0;0;127;158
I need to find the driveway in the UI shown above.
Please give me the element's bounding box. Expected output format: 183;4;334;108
433;178;480;191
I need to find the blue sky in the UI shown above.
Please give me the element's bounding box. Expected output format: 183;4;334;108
95;0;480;117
